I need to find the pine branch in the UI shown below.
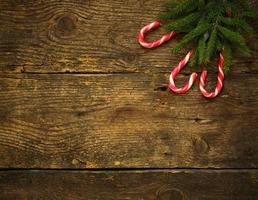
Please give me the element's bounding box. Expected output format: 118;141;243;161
164;12;201;32
162;1;179;11
197;36;207;65
223;43;232;73
190;47;199;67
206;28;217;62
159;0;197;20
219;25;251;60
237;0;255;12
171;21;210;53
158;0;256;71
198;0;205;10
241;11;258;18
220;17;254;34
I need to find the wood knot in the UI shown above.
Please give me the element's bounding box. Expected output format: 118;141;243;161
154;86;168;92
192;137;209;154
156;186;187;200
56;15;77;36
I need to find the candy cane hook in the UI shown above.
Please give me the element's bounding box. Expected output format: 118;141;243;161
199;49;225;98
168;51;198;94
138;21;177;49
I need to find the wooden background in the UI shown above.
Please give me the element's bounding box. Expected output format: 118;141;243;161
0;0;257;199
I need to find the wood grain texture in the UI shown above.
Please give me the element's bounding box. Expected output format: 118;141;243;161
0;170;258;200
0;0;257;198
0;72;257;168
0;0;257;74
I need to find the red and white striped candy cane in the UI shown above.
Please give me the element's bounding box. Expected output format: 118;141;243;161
138;21;177;48
199;49;225;98
168;51;198;94
198;11;229;98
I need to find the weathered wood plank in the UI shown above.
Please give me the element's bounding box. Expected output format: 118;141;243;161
0;0;257;73
0;73;257;168
0;170;257;200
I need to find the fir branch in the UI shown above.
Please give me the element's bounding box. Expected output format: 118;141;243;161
223;43;232;73
162;1;179;11
159;0;197;20
220;17;254;34
197;37;207;65
171;21;211;53
237;0;255;12
164;12;201;32
234;43;251;57
216;40;223;51
206;28;217;62
241;11;258;19
198;0;205;10
158;0;256;71
190;47;199;67
218;26;247;48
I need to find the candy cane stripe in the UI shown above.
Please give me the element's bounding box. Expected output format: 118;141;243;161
168;51;198;94
138;21;177;49
199;49;225;99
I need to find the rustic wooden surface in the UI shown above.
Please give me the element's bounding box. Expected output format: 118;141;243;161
0;0;257;199
0;0;257;74
1;170;258;200
0;72;258;169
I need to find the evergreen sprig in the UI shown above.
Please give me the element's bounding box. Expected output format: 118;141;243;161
159;0;257;72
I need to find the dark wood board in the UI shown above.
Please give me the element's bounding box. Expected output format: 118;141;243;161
0;0;257;74
0;73;257;168
0;170;258;200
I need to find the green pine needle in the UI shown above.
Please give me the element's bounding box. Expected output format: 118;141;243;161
197;37;207;65
171;21;210;53
220;17;254;34
206;28;217;62
164;12;201;32
223;43;232;73
218;26;246;47
190;47;199;67
159;0;197;20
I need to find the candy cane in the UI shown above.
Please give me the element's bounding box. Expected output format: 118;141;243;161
138;21;177;48
168;51;198;94
138;22;225;98
199;49;225;98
